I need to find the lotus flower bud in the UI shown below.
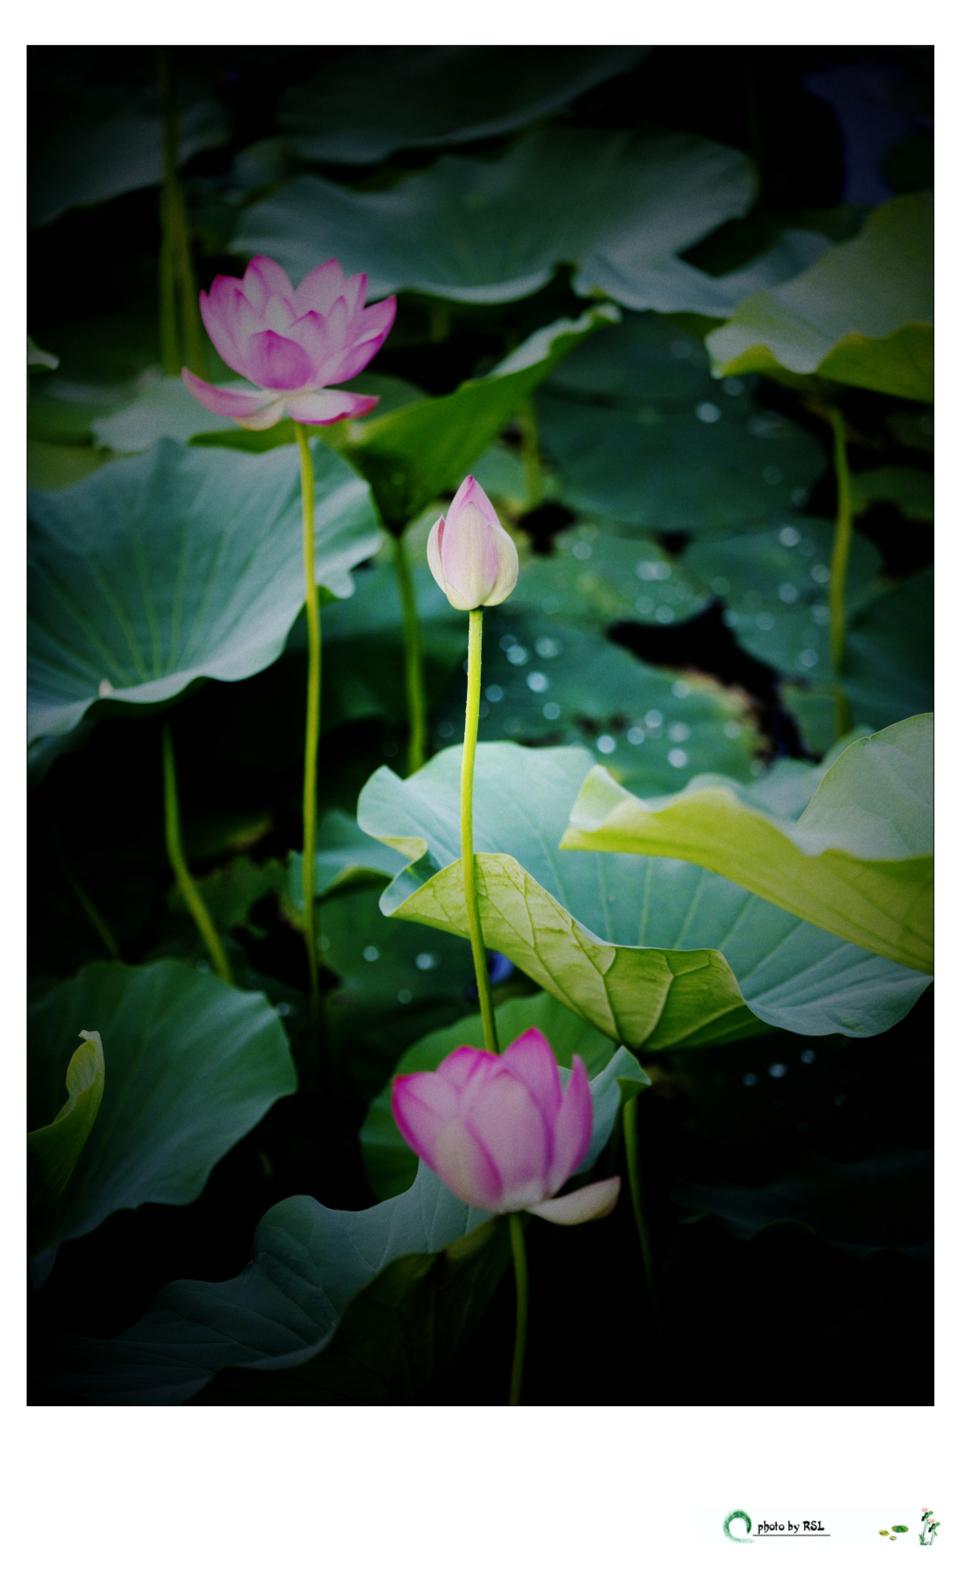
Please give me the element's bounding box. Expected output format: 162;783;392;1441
392;1027;621;1224
426;475;519;611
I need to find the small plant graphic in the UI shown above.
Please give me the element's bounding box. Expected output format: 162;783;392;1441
919;1509;939;1547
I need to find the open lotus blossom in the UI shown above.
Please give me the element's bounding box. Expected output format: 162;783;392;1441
392;1028;621;1223
427;475;519;611
182;255;396;429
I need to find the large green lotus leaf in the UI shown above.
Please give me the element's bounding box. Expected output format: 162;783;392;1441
686;517;883;682
204;1220;510;1404
537;393;824;535
512;525;709;629
92;374;237;450
28;961;296;1275
470;441;528;513
575;226;832;316
546;310;721;407
322;560;464;731
30;80;227;226
675;1148;932;1257
706;194;933;401
27;440;107;492
561;715;932;974
28;1030;105;1242
28;438;380;744
288;811;407;909
48;1039;631;1404
357;744;929;1046
772;570;933;749
853;466;933;523
362;991;649;1199
319;884;478;1101
536;319;825;535
233;127;754;310
50;1163;484;1404
344;307;617;526
27;306;165;454
279;45;648;164
435;616;760;792
169;856;286;940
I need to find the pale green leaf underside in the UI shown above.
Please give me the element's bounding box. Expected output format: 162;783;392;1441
28;437;380;743
28;961;296;1276
706;193;933;401
358;744;928;1048
28;1030;105;1208
561;715;932;974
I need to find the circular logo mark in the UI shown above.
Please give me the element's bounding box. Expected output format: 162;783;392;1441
724;1510;753;1543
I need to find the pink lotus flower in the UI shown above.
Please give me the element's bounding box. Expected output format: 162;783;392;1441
427;475;519;611
392;1028;621;1224
182;255;396;430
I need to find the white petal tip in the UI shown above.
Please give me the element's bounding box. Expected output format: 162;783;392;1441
527;1176;621;1226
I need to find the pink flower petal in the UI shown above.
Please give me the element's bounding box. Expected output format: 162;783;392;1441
449;474;501;532
357;295;397;341
439;499;501;609
216;285;262;376
244;330;313;390
547;1056;593;1194
485;527;520;606
292;259;347;316
242;255;294;313
284;388;380;425
262;294;297;334
391;1070;459;1171
180;369;284;428
342;270;368;317
426;516;446;596
435;1044;501;1093
527;1176;621;1225
433;1121;504;1211
286;308;329;371
501;1027;563;1127
462;1069;550;1212
323;296;351;350
392;1072;503;1211
326;296;397;383
199;281;257;377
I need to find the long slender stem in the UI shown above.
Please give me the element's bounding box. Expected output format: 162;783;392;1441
623;1095;657;1307
157;48;204;376
392;532;427;775
828;405;853;739
295;425;322;1020
162;723;232;984
508;1213;528;1406
65;869;120;959
157;192;179;376
461;608;499;1054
